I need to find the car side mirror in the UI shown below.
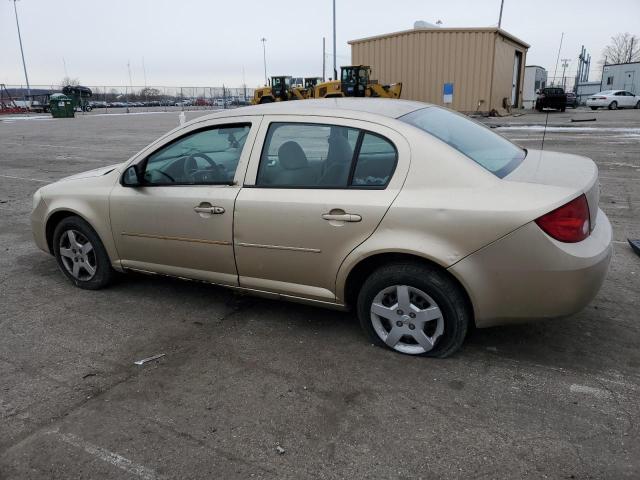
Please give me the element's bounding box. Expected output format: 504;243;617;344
122;165;143;187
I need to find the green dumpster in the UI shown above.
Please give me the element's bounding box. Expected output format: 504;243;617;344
49;94;75;118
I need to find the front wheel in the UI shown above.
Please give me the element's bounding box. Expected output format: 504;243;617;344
590;106;598;110
53;216;114;290
636;101;640;109
609;101;618;110
357;263;470;358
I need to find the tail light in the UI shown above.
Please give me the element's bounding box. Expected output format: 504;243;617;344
535;194;590;243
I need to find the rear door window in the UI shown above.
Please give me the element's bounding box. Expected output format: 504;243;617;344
352;133;397;187
256;122;397;189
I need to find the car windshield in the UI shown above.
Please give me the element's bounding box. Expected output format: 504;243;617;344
400;106;526;178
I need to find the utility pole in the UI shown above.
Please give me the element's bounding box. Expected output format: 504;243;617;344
322;37;326;82
552;32;564;86
561;58;570;90
629;37;635;64
12;0;31;99
261;38;267;86
498;0;504;29
332;0;337;80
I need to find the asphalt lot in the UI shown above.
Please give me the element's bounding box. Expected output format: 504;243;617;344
1;106;639;479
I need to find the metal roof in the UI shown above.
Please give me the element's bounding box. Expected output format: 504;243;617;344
348;27;530;49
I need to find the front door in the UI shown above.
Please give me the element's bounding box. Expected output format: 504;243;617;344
109;118;259;285
234;116;410;302
512;51;523;107
624;71;635;94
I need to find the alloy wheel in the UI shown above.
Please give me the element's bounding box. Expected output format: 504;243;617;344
370;285;444;355
58;229;97;281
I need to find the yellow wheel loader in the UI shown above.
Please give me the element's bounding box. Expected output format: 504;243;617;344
252;76;307;104
313;66;402;99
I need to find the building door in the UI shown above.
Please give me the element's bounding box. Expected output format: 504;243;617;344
512;51;523;106
624;71;635;93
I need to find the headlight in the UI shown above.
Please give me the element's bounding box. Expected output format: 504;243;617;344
32;188;43;211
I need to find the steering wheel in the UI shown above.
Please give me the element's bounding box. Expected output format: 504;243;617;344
183;152;223;181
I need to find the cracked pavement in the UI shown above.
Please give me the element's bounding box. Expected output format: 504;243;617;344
1;108;639;479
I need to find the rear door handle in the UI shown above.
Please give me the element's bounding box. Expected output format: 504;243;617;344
322;213;361;222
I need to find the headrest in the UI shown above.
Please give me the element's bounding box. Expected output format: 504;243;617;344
278;141;308;170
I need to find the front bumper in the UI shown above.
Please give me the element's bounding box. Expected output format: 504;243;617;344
31;189;50;254
449;208;612;328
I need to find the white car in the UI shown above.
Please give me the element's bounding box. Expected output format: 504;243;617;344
586;90;640;110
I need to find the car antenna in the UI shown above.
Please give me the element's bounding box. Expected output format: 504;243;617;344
540;109;550;151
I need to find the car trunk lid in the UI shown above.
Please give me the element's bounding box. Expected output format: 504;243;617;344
503;149;599;228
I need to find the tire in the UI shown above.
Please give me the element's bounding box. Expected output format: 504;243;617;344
52;216;114;290
259;97;274;104
356;263;470;358
590;107;598;110
609;101;618;110
636;101;640;109
560;107;566;112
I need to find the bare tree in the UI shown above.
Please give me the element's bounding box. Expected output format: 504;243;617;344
61;76;80;87
601;33;640;66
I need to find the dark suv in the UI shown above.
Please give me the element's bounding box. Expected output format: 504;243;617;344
535;87;567;112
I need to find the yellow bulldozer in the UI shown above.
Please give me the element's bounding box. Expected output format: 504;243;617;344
314;65;402;99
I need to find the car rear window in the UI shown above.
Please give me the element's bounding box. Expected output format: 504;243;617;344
399;107;526;178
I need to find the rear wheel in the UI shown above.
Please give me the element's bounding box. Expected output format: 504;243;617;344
53;216;114;290
636;101;640;109
357;263;469;358
609;101;618;110
259;96;274;104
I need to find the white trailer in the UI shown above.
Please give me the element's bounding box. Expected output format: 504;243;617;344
522;65;547;109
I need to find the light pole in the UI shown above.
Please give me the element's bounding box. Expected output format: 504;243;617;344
261;37;268;86
11;0;31;99
332;0;337;80
561;58;570;90
498;0;504;28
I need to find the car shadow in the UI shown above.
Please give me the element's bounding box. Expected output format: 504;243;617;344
105;272;638;377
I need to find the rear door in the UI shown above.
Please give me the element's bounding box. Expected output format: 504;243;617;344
234;116;410;302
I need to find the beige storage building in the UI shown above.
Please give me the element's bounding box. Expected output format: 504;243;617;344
349;27;529;113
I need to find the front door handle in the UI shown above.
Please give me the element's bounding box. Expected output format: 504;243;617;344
322;212;361;222
194;204;225;215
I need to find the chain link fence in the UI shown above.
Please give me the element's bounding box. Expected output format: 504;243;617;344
2;84;255;114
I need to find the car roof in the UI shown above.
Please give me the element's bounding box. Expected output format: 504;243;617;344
195;98;429;122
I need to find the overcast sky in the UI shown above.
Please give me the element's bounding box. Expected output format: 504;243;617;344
1;0;638;88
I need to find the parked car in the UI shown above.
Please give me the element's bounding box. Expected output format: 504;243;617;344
31;99;612;358
566;92;578;108
586;90;640;110
535;87;567;112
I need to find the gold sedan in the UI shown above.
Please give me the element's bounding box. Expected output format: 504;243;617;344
31;99;612;357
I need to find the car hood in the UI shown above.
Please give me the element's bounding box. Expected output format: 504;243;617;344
505;149;599;227
57;163;124;182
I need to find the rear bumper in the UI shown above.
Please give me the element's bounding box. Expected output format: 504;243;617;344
586;99;608;107
449;209;612;328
